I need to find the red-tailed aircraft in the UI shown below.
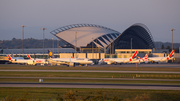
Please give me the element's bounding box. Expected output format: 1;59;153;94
8;55;35;65
99;51;138;65
27;54;48;66
148;50;175;63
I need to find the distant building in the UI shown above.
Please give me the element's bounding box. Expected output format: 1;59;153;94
153;49;169;53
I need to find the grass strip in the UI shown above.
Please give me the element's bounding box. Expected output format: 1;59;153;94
1;71;180;79
1;64;180;71
1;87;180;101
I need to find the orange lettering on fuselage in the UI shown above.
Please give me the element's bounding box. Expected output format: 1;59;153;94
104;59;109;62
36;60;42;63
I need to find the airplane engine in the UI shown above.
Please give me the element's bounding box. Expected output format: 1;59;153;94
69;62;75;67
145;61;149;64
107;62;112;65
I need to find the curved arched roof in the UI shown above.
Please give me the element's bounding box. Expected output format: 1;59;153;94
113;23;155;49
51;23;155;53
50;24;121;48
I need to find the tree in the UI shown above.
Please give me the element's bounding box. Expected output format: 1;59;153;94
161;44;164;49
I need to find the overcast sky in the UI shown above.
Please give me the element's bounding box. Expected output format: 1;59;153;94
0;0;180;43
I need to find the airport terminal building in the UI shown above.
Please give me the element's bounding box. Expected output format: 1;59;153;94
50;23;155;53
1;23;180;63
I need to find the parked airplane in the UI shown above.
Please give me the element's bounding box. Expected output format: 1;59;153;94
129;54;148;64
27;54;48;65
148;50;175;63
8;55;35;65
99;51;138;65
47;50;94;67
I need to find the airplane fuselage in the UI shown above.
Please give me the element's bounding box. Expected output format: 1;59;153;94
47;58;94;66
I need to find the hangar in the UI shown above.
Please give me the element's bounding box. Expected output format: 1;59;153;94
50;23;155;53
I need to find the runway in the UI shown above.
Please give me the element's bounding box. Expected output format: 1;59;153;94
1;69;180;74
1;77;180;81
89;64;180;68
0;82;180;90
1;64;180;90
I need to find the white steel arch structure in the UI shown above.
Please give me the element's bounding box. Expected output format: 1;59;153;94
50;24;121;50
50;23;155;53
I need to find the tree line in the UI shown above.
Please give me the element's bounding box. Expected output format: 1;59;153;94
0;38;65;49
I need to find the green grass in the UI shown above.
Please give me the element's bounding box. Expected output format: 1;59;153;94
1;88;180;101
1;71;180;79
1;65;180;100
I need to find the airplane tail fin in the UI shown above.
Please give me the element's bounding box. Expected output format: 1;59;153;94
129;51;138;61
168;50;175;58
143;54;148;61
27;54;32;59
98;59;104;65
8;55;12;62
144;54;148;59
132;51;138;59
48;50;53;58
167;50;175;60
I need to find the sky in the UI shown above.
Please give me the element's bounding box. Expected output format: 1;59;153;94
0;0;180;43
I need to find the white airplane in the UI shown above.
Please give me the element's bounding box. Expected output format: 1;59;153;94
148;50;175;63
99;51;138;65
27;54;48;66
47;57;94;67
129;54;148;64
47;50;94;67
8;55;35;65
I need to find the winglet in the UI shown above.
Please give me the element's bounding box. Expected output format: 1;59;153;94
132;51;138;59
8;55;12;62
27;54;32;59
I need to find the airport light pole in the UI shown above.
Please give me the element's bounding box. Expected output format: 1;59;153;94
52;38;54;55
171;29;174;63
112;39;114;54
171;29;174;51
75;32;77;57
42;28;46;59
57;38;59;55
110;40;111;55
131;38;132;56
21;25;25;54
96;39;97;60
92;38;94;59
